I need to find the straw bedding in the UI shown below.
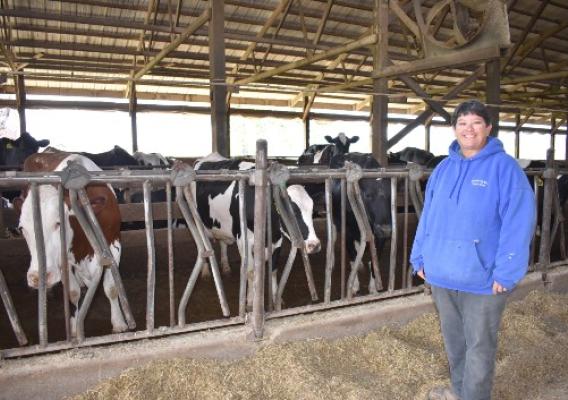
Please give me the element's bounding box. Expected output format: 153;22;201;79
70;290;568;400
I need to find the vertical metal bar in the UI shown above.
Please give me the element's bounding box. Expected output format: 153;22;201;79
30;183;48;347
175;186;207;326
0;268;28;346
388;177;398;292
183;186;230;316
403;177;412;288
57;185;71;341
251;140;267;339
324;178;334;303
238;179;248;317
69;190;104;342
340;178;346;299
266;182;273;311
528;179;539;271
76;189;136;330
143;181;156;333
166;181;175;327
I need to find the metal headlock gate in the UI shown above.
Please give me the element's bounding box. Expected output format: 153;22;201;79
0;141;566;358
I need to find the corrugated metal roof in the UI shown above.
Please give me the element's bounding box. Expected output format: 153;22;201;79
0;0;566;123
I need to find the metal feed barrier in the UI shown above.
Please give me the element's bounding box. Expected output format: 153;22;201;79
0;141;564;358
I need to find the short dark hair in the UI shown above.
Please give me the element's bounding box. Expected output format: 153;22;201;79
451;100;492;127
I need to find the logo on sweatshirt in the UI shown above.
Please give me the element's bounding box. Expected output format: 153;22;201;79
471;179;488;187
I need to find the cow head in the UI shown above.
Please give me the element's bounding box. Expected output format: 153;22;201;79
18;185;74;289
286;184;321;254
360;177;392;240
332;153;392;241
324;133;359;154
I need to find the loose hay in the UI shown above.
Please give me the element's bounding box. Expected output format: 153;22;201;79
70;290;568;400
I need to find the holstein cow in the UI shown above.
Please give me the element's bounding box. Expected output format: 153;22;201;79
298;132;359;166
194;155;321;305
80;145;139;168
330;152;392;294
388;147;434;166
0;131;50;169
17;152;128;334
298;133;360;214
133;151;171;169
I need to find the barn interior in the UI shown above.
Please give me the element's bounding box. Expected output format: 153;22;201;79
1;2;568;399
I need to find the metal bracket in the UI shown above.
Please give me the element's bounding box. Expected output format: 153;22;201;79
61;161;91;190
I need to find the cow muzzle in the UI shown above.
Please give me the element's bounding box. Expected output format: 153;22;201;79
305;239;321;254
27;270;57;289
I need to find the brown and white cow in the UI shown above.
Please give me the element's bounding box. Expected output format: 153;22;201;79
18;152;128;334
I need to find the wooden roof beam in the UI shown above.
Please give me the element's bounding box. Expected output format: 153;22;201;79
132;8;210;82
235;34;377;86
313;45;501;95
501;0;549;73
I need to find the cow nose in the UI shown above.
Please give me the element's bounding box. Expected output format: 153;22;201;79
305;240;321;254
27;271;53;289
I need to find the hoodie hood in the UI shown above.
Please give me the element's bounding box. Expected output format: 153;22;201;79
446;137;505;203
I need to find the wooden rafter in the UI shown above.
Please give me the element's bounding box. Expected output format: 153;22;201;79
501;0;549;73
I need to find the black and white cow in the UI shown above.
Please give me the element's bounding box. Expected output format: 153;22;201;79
388;147;434;166
133;151;171;169
80;145;139;168
0;132;51;213
330;152;392;294
194;155;320;305
298;133;359;167
0;131;50;169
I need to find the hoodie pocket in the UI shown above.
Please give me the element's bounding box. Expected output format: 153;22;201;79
424;238;491;288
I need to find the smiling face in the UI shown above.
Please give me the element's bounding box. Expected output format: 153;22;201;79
453;112;492;158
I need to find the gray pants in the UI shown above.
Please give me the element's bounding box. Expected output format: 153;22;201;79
431;286;509;400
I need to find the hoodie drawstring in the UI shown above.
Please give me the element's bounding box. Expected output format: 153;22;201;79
449;160;470;203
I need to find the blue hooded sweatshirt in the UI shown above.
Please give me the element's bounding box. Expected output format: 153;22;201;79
410;137;536;295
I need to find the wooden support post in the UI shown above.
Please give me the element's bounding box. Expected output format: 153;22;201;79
425;119;431;152
15;74;26;135
129;82;138;153
304;98;311;149
551;115;556;153
486;59;500;137
515;112;520;159
209;0;230;156
371;0;389;166
566;116;568;161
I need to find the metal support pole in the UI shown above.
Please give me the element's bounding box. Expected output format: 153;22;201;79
250;140;267;339
30;183;48;347
143;180;156;333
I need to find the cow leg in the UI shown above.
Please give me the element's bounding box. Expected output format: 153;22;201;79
220;242;231;275
102;268;128;333
368;261;378;294
68;270;81;338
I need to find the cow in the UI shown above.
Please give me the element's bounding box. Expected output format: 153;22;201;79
133;151;171;169
17;152;128;334
79;145;138;168
194;155;321;305
388;147;434;166
0;131;50;169
330;152;392;294
298;133;360;214
298;133;359;167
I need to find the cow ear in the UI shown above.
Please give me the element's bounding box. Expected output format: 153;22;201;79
90;196;107;215
324;135;333;143
349;136;359;143
37;139;50;147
